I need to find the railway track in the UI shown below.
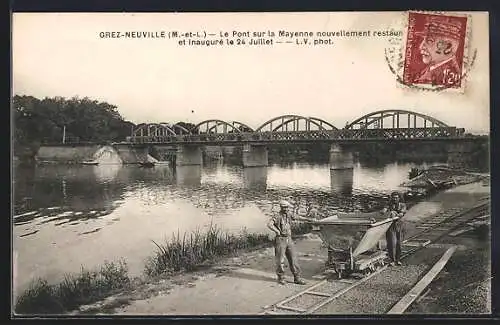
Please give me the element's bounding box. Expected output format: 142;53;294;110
260;199;490;315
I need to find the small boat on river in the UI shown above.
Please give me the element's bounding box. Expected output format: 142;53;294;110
81;160;99;166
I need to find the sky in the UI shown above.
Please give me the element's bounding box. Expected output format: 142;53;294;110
12;12;490;134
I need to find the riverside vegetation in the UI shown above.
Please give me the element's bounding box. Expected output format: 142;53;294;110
15;222;312;314
13;95;197;163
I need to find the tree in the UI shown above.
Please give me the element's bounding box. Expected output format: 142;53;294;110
13;95;135;147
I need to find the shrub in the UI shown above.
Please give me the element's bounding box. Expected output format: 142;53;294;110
15;260;130;315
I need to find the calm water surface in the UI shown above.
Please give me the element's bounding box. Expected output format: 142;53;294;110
13;160;441;293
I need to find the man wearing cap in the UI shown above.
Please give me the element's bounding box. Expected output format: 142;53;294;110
413;16;464;87
381;192;407;266
267;200;315;285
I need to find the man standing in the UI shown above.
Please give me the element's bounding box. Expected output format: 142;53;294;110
382;192;407;266
267;200;314;285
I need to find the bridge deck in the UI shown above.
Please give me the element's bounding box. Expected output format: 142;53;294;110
124;128;484;145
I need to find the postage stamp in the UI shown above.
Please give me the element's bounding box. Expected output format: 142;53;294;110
402;11;470;91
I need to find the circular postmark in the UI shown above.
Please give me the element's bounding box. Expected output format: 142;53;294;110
384;10;477;93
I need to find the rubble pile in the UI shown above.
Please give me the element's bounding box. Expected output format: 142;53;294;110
402;166;485;191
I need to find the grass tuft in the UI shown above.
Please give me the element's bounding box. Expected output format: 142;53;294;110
15;259;130;315
145;222;311;277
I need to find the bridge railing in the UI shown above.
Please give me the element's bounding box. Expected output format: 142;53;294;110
127;127;464;144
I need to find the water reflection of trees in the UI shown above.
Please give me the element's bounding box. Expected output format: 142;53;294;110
117;165;175;184
13;165;131;220
14;164;179;225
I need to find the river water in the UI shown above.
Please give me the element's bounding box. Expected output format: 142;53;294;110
13;160;442;294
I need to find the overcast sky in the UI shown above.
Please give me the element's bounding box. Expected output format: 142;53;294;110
12;12;490;133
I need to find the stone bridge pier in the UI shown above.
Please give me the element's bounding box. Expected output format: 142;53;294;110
447;140;489;170
329;143;354;194
176;145;203;166
242;144;268;167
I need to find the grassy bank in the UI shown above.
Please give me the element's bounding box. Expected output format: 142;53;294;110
15;223;312;314
15;260;130;315
144;222;311;277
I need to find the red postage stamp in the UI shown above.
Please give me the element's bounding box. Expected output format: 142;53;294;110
402;12;469;89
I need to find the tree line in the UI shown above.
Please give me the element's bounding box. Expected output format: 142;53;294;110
14;95;135;146
12;94;252;152
13;95;198;159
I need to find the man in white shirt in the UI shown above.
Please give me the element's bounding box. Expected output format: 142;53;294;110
267;200;315;285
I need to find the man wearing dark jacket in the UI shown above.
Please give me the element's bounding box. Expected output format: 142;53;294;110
382;192;407;266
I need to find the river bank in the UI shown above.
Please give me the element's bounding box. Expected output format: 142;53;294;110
97;180;491;315
14;223;312;314
13;168;490;315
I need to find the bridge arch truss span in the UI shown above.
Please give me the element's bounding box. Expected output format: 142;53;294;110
345;110;450;130
170;123;192;135
133;123;177;137
205;120;255;133
255;115;338;132
192;119;245;134
230;121;254;132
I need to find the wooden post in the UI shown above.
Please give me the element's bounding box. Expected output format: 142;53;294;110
62;125;66;144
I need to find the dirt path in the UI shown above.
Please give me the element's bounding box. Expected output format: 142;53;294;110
78;181;490;315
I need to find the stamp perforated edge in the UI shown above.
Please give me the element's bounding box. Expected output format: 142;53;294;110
387;10;475;94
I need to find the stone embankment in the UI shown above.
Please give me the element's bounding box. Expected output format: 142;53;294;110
35;144;158;165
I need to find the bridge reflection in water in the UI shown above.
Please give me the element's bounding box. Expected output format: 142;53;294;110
243;167;268;190
330;168;354;196
175;164;353;194
175;165;202;187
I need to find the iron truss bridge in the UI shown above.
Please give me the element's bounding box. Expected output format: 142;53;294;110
127;110;471;144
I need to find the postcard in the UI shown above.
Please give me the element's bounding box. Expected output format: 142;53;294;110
12;11;490;317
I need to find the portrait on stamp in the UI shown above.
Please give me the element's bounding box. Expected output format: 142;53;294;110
403;12;468;88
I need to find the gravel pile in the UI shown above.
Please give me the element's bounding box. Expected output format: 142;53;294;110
314;264;429;314
406;241;491;314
